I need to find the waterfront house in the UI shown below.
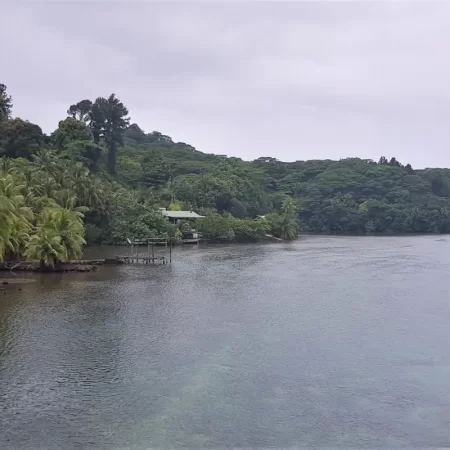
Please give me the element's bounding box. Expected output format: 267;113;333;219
159;208;205;224
160;208;205;244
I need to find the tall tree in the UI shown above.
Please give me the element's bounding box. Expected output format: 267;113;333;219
91;94;130;174
124;123;146;144
89;99;105;145
405;163;414;174
51;118;102;171
51;117;92;149
67;99;92;122
0;119;44;159
0;84;12;122
389;157;401;167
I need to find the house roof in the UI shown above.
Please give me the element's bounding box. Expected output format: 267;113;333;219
160;209;205;219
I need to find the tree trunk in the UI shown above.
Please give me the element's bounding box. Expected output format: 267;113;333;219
107;141;117;174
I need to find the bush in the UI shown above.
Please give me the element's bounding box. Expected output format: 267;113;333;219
197;214;235;241
198;214;269;242
102;204;169;244
229;217;269;241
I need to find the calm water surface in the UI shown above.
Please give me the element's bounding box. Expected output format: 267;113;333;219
1;236;450;448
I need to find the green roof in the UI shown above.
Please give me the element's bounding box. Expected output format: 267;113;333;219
161;210;205;219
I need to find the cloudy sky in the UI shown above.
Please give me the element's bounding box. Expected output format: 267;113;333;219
3;1;450;168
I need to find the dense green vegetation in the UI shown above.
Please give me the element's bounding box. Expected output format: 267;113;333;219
1;82;450;266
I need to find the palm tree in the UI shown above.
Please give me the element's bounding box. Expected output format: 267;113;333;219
89;181;129;224
41;208;86;260
0;155;91;266
0;192;18;260
56;189;89;215
0;175;33;260
19;165;38;190
0;174;26;206
34;177;60;199
7;216;31;260
32;149;58;174
25;207;86;269
65;163;89;201
83;180;101;209
0;157;14;175
24;192;57;214
25;227;66;270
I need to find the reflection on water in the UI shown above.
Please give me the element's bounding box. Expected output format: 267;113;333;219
1;236;450;448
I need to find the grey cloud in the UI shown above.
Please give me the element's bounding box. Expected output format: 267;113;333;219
3;2;450;168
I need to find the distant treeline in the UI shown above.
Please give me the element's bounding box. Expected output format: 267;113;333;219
1;82;450;266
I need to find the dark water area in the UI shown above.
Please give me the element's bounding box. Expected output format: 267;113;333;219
1;236;450;448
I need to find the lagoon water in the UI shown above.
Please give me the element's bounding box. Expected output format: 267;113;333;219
1;236;450;448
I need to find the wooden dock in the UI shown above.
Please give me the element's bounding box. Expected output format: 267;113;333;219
0;252;171;271
182;238;201;244
118;237;173;265
114;255;168;265
0;238;175;271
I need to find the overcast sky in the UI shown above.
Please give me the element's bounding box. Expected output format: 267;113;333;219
3;2;450;168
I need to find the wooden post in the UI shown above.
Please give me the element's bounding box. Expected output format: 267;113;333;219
169;239;172;263
152;242;155;261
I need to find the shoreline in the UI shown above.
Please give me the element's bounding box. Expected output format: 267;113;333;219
0;260;103;273
4;233;448;274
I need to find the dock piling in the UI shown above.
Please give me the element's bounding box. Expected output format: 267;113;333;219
119;237;172;266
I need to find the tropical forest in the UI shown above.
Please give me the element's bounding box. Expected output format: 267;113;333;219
1;83;450;267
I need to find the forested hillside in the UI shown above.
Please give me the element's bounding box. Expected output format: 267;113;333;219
1;83;450;267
